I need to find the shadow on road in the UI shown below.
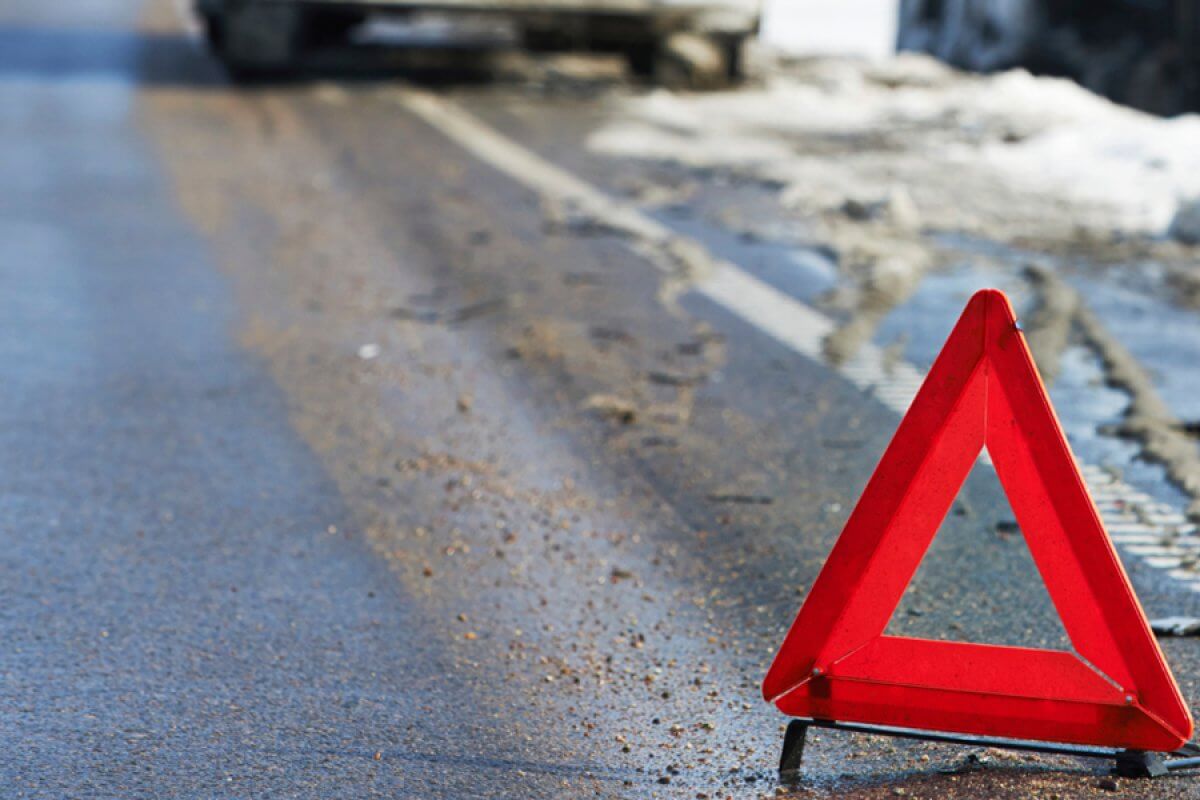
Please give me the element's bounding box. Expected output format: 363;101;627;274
0;24;623;90
0;26;221;86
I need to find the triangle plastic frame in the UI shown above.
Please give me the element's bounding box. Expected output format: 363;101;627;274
762;289;1192;751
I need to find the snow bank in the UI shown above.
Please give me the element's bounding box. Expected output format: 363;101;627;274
589;56;1200;235
977;75;1200;232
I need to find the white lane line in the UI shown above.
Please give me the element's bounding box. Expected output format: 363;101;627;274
390;86;1200;596
1113;535;1168;546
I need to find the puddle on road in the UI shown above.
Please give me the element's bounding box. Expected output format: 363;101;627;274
1068;275;1200;424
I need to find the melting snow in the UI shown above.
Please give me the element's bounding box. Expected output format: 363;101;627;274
590;55;1200;235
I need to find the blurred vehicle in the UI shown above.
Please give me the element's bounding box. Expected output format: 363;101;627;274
195;0;762;86
897;0;1200;114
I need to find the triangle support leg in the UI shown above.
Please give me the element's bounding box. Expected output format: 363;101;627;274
778;719;808;784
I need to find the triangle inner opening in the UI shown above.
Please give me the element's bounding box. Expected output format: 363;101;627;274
883;447;1072;651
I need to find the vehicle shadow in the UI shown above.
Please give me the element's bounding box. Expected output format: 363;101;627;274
0;24;629;91
0;26;221;87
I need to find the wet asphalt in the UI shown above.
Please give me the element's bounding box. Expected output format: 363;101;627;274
3;0;1200;798
0;5;576;799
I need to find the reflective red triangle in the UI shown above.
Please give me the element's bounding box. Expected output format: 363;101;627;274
762;289;1192;751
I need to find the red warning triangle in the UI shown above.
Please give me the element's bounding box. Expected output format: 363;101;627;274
763;289;1192;751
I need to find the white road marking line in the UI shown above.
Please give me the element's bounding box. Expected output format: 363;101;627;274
1125;545;1180;557
1112;535;1166;545
392;85;1200;595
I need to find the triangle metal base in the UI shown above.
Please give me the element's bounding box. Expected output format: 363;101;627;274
778;718;1200;783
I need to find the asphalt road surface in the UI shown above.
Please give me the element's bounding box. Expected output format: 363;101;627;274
5;1;1200;798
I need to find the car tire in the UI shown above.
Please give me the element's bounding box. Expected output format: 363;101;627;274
653;32;731;90
625;42;658;79
218;2;306;80
201;11;225;51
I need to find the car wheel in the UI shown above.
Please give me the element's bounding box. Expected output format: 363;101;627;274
653;32;730;90
219;2;306;80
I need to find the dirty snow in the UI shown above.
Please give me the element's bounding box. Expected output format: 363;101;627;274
590;55;1200;236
